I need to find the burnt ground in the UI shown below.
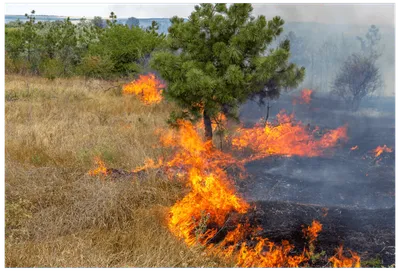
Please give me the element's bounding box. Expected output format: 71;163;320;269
236;94;395;266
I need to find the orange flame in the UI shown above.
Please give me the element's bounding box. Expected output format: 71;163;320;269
303;220;323;244
293;89;313;105
196;112;228;132
132;158;164;173
131;107;356;267
300;89;313;104
232;110;348;159
329;246;361;268
88;157;108;176
373;145;392;157
350;145;359;151
141;120;330;267
123;73;165;105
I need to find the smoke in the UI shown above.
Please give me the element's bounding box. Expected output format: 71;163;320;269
240;92;395;210
251;4;394;26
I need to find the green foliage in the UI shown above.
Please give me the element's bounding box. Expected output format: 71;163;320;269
361;256;382;267
92;16;105;29
39;58;64;80
77;55;114;79
151;3;304;139
5;11;165;79
87;24;163;77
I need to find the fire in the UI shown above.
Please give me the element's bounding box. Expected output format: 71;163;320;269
236;239;307;267
293;89;313;105
300;89;313;104
350;145;359;151
132;158;163;173
123;73;165;105
137;120;331;267
123;104;357;267
329;246;361;268
303;220;323;244
196;112;227;132
373;145;392;157
88;156;108;176
232;110;348;158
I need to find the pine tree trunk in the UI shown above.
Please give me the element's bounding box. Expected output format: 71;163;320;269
203;111;213;141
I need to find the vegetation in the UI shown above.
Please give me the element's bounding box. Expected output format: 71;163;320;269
151;3;304;140
4;74;230;267
4;4;393;267
331;25;383;111
5;10;165;79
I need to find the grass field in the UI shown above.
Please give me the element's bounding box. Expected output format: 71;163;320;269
5;75;227;267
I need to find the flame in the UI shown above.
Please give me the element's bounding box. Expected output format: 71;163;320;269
128;105;357;267
141;120;330;267
300;89;313;104
303;220;323;244
88;156;108;176
293;89;313;105
232;110;348;159
372;145;392;157
132;158;164;173
196;112;228;132
329;246;361;268
123;73;165;105
350;145;359;151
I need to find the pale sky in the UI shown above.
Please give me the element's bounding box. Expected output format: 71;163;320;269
5;3;395;26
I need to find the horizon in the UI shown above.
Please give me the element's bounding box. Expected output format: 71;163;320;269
5;3;395;27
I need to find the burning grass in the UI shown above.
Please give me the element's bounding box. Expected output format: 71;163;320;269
122;111;359;267
5;75;225;267
6;75;390;267
122;73;164;105
232;110;348;159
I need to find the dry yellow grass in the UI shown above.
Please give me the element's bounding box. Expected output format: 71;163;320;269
5;75;227;267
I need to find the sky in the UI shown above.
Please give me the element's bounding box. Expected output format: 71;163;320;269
5;3;395;26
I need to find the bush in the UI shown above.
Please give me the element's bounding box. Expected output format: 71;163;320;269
77;55;115;79
5;54;30;74
39;58;65;80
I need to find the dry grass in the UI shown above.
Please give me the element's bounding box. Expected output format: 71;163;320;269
5;75;227;267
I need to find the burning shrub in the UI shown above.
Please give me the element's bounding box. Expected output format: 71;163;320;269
123;73;165;105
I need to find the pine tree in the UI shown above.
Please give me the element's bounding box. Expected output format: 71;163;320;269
151;4;305;140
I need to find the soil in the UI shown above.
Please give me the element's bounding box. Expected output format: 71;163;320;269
235;94;395;267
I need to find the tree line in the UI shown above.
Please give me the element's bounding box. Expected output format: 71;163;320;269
5;10;165;79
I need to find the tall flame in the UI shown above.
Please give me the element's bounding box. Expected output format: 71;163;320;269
89;95;360;266
151;120;332;267
123;73;165;105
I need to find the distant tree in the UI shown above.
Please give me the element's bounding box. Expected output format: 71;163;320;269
23;10;38;62
357;25;382;60
332;53;382;111
126;17;139;29
107;12;117;27
151;3;305;140
147;20;159;33
92;16;105;28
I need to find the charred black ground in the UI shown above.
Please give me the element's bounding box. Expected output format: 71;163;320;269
237;93;395;266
